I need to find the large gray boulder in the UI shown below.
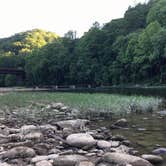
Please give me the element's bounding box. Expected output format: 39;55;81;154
97;152;153;166
66;133;96;147
53;154;88;166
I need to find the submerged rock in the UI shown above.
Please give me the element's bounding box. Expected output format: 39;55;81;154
113;118;128;127
97;152;152;166
66;133;96;147
141;154;163;164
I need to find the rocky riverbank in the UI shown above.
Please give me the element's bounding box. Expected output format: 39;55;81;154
0;102;165;166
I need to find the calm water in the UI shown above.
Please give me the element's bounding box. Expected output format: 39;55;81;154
91;112;166;165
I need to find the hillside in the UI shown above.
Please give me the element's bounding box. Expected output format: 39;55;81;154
0;29;58;56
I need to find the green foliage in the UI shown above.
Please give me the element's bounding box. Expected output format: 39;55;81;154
0;29;58;56
147;0;166;26
0;0;166;86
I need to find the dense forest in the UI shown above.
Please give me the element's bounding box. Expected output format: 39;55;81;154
0;0;166;86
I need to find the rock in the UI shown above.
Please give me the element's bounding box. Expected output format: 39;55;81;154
76;161;95;166
56;119;89;130
113;118;128;127
141;154;163;164
66;133;96;147
32;154;59;163
98;152;152;166
51;102;64;109
0;163;11;166
111;145;131;154
24;132;43;140
2;146;36;159
111;135;125;141
157;110;166;116
36;160;52;166
20;125;38;134
110;141;120;147
152;148;166;155
137;128;146;131
122;140;132;146
53;155;88;166
97;140;111;149
32;156;49;163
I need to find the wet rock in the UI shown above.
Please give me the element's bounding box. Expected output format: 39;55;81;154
53;154;88;166
98;152;152;166
2;146;36;159
111;135;125;141
56;119;89;130
76;161;95;166
157;110;166;116
51;102;64;109
66;133;96;147
152;148;166;155
141;154;163;164
113;118;128;127
97;140;111;149
36;160;52;166
122;140;132;146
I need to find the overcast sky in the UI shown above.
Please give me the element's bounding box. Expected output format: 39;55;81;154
0;0;146;38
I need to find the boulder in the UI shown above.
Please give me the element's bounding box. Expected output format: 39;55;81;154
97;140;111;149
98;152;152;166
24;132;43;140
36;160;52;166
152;148;166;155
0;163;11;166
141;154;163;164
2;146;36;159
66;133;96;147
53;155;88;166
56;119;89;130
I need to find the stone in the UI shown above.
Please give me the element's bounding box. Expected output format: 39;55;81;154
98;152;152;166
97;140;111;149
66;133;96;147
152;148;166;155
111;145;131;154
111;135;125;141
2;146;36;159
20;125;38;134
76;161;95;166
36;160;52;166
56;119;89;130
32;154;59;163
0;163;11;166
53;155;88;166
141;154;163;164
24;132;43;140
113;118;128;127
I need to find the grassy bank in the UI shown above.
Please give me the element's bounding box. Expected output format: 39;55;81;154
0;92;162;115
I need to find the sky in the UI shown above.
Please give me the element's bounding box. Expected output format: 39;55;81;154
0;0;146;38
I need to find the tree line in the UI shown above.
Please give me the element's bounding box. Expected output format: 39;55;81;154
0;0;166;86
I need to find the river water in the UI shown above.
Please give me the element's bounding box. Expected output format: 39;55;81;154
91;112;166;165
